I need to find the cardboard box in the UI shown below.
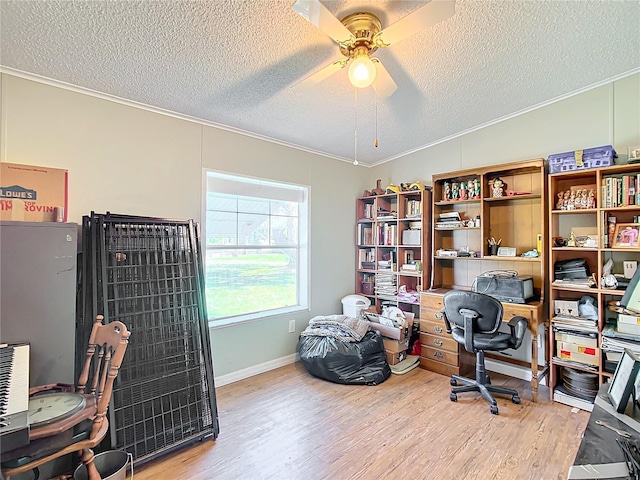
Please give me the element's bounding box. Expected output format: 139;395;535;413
385;350;407;366
617;314;640;335
369;322;409;340
554;299;580;317
0;163;68;222
382;337;410;354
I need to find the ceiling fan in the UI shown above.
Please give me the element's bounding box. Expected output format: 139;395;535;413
293;0;456;99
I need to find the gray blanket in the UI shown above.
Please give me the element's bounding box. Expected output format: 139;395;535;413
300;314;370;342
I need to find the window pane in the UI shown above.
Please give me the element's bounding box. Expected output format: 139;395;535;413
205;248;298;318
207;192;237;213
238;196;269;214
271;200;298;216
238;213;269;245
206;211;237;245
271;216;298;246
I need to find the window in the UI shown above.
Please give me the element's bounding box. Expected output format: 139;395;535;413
203;170;309;325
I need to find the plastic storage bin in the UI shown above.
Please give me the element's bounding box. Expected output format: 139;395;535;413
341;294;371;317
548;145;616;174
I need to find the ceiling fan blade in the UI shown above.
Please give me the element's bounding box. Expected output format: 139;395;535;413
292;0;355;46
373;0;455;48
372;59;397;99
296;59;348;90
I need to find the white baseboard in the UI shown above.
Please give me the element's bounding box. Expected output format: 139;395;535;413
214;353;298;387
485;358;547;386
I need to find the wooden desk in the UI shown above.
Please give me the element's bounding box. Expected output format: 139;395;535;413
420;289;548;402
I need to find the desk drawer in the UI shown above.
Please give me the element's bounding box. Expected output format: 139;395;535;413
502;304;533;324
419;357;461;377
421;293;444;310
420;319;448;337
420;333;457;353
423;346;458;366
420;307;445;323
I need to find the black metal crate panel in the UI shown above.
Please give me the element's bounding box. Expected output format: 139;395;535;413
78;213;218;464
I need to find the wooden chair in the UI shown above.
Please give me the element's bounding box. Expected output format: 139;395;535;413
1;315;130;480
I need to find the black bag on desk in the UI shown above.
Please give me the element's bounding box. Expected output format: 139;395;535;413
554;258;590;280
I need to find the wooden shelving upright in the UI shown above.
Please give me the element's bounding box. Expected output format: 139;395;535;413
355;189;432;318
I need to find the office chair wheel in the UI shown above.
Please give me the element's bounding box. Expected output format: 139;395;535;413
450;393;457;402
512;395;521;404
450;378;457;386
490;405;499;415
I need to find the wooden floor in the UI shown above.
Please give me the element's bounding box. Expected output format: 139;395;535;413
133;363;588;480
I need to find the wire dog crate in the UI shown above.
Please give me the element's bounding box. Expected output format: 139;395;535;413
78;212;218;464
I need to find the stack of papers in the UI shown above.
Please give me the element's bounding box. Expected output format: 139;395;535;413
601;325;640;359
552;278;596;289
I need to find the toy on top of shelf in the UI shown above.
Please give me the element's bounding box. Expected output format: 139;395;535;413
471;178;481;199
385;184;401;194
459;181;468;200
451;182;459;200
490;177;506;197
443;182;451;201
371;179;385;196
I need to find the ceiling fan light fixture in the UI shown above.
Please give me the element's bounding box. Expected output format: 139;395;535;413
348;54;376;88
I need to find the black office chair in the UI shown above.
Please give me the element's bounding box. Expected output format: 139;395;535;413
442;290;528;414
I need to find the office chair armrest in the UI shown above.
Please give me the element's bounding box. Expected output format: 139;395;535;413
441;308;453;334
508;316;528;350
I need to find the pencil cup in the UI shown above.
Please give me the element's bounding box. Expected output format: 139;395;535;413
489;244;498;256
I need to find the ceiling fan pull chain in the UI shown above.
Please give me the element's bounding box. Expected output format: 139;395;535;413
375;77;379;148
353;87;359;166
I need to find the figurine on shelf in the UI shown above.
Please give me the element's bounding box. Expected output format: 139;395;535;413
491;178;506;198
556;192;564;210
443;181;451;201
579;189;588;209
451;182;460;200
567;190;577;210
587;189;596;209
459;181;468;200
371;179;385;196
562;190;571;209
472;178;481;198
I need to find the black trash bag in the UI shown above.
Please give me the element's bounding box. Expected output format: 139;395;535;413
297;330;391;385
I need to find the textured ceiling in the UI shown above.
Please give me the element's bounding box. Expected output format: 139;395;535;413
1;1;639;166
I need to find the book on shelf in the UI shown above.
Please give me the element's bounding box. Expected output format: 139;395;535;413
438;211;461;220
602;174;640;208
405;199;422;218
435;221;464;229
400;263;421;271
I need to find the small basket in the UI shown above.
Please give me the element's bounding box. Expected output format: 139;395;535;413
361;282;374;295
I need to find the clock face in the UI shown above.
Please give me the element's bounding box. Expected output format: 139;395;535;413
28;392;86;428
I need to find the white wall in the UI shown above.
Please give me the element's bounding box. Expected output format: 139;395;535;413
0;73;369;378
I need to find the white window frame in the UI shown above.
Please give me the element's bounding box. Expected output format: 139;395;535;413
202;169;310;327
